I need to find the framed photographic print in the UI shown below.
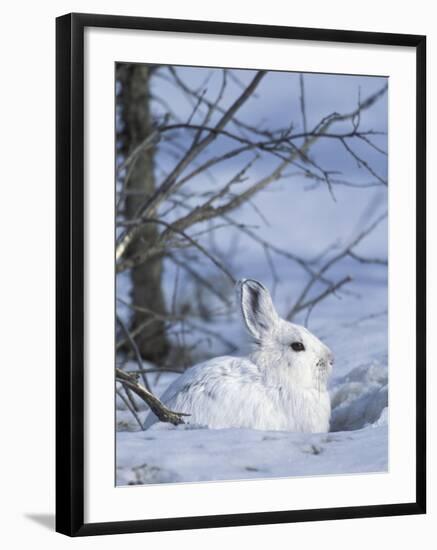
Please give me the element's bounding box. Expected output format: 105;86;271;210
56;12;426;536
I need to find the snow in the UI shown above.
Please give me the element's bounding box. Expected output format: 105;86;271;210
117;425;387;485
116;290;388;485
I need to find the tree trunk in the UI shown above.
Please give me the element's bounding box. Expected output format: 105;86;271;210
117;64;169;363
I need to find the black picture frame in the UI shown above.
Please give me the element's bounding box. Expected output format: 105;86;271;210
56;12;426;537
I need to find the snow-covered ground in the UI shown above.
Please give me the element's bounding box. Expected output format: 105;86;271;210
117;424;387;485
116;288;388;485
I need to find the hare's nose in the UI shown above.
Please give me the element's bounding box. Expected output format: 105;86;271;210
327;350;334;365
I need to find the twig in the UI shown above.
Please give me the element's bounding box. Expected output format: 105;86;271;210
293;276;352;317
222;214;320;277
340;138;387;186
168;254;232;307
341;309;388;328
117;218;236;283
168;66;267;138
117;129;160;175
116;83;387;267
140;70;267;217
117;298;238;353
348;250;388;265
116;315;151;391
287;211;387;319
116;316;158;351
299;73;308;135
116;388;144;431
126;367;184;375
116;368;189;425
115;71;267;258
123;384;139;413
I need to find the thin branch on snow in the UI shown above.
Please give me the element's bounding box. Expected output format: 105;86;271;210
116;388;144;431
116;368;189;426
117;315;151;391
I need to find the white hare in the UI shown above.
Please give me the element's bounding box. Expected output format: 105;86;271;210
144;279;334;432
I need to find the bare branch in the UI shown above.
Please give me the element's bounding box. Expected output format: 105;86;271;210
116;368;189;425
287;211;387;319
168;66;269;138
116;83;387;266
117;129;160;175
312;83;388;133
348;251;388;265
117;315;151;391
221;213;316;277
126;367;184;375
117;218;236;282
115;72;267;259
117;298;238;354
139;70;267;217
293;276;352;317
299;73;308;135
340;138;387;186
356;134;388;156
116;388;144;431
168;254;233;307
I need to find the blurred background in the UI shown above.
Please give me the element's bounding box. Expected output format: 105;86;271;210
115;64;388;376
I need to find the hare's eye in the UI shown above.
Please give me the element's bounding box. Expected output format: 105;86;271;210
291;342;305;352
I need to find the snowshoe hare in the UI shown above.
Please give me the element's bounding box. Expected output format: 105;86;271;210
144;279;334;432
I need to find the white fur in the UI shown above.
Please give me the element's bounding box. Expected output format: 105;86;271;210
144;279;334;432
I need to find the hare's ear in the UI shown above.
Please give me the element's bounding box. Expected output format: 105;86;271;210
238;279;280;340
